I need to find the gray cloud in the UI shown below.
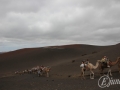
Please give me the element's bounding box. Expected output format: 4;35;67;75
0;0;120;51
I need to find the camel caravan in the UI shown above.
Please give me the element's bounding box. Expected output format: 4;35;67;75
80;56;120;79
15;56;120;79
15;65;51;77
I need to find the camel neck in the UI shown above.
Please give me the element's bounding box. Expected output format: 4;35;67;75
92;61;99;69
110;58;120;66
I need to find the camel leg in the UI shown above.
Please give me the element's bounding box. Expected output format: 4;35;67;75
81;68;85;79
80;69;83;79
47;72;49;77
80;71;82;79
83;71;85;79
107;69;110;76
81;73;84;79
92;71;94;79
90;72;92;79
107;68;112;76
82;69;85;79
109;69;112;76
90;70;94;79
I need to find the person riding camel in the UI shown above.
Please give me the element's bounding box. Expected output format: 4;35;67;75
40;65;45;72
101;56;110;67
85;59;89;64
80;61;85;68
80;60;88;69
84;59;89;70
37;69;41;77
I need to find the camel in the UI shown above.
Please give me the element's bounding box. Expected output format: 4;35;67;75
15;71;24;75
15;66;51;77
118;60;120;73
99;57;120;76
31;66;40;73
22;66;40;74
23;69;32;74
80;60;100;79
39;66;51;77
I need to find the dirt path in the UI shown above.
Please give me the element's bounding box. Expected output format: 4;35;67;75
0;72;120;90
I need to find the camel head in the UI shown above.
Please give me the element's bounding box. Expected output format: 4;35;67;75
118;57;120;63
116;57;120;63
118;57;120;60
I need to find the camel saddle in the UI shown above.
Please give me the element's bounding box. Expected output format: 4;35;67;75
101;62;108;67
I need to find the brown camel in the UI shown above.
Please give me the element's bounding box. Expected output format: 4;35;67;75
118;60;120;73
80;60;100;79
99;57;120;76
40;66;51;77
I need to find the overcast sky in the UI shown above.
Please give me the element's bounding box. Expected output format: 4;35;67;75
0;0;120;52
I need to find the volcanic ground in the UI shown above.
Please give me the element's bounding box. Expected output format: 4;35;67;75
0;44;120;90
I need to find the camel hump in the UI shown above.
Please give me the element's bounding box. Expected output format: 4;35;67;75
97;60;101;62
88;63;93;67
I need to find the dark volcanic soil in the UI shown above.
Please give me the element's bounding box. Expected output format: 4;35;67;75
0;72;120;90
0;44;120;90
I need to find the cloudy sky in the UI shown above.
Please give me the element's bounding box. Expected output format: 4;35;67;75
0;0;120;52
